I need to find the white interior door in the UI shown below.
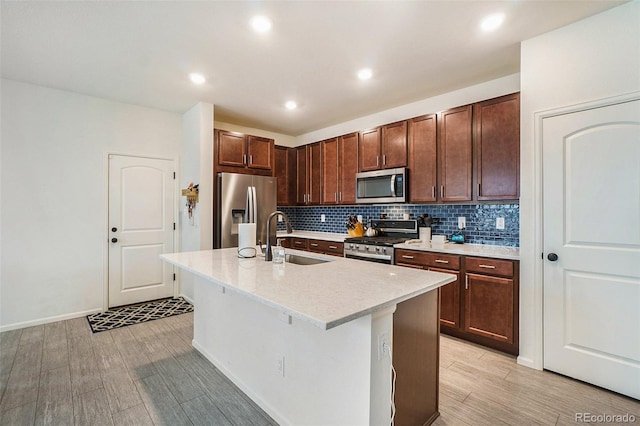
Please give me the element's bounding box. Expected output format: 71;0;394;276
543;99;640;399
108;155;175;308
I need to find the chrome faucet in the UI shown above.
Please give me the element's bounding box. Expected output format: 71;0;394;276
263;211;293;261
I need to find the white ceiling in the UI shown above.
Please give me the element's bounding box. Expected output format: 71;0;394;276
1;1;626;136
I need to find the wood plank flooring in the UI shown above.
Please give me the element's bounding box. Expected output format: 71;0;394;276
1;313;638;425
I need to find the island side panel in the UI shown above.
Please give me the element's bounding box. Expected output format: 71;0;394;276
392;288;440;426
191;274;392;425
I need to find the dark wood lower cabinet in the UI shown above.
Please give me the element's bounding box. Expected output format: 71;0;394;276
279;237;343;257
395;249;519;355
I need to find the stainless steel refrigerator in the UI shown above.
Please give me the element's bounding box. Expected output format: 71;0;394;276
215;172;277;249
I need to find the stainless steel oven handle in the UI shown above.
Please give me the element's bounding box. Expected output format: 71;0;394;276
344;251;392;262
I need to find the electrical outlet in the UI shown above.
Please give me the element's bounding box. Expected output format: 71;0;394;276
277;215;283;222
458;216;466;229
377;332;389;360
276;356;285;377
357;215;363;223
321;214;326;222
496;217;505;230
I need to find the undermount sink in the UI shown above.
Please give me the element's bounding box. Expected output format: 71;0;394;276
285;253;330;266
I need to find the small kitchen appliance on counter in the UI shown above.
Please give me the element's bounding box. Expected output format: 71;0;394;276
344;219;418;264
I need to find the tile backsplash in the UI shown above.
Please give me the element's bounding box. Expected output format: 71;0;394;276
277;203;519;247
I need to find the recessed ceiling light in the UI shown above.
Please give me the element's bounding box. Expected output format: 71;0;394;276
357;68;373;80
251;15;272;33
480;13;505;32
189;73;206;85
285;101;297;110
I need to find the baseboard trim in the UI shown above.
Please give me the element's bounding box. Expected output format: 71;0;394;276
0;308;103;332
180;293;195;306
517;355;542;370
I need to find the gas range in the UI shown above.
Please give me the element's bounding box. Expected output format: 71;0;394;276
344;220;418;264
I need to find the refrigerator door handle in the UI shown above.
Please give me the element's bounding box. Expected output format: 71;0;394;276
251;186;257;224
245;187;254;223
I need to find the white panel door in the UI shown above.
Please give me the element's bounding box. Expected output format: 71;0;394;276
543;99;640;399
108;155;175;308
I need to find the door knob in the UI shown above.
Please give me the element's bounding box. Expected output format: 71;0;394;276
111;227;117;232
547;253;558;261
111;238;118;243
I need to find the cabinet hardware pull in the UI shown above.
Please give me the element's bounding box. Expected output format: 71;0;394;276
329;245;337;249
402;255;414;259
243;154;247;165
465;275;469;290
479;264;496;269
376;156;380;166
383;155;386;165
339;192;342;202
432;186;436;199
310;243;318;247
440;185;444;198
335;192;337;202
249;155;253;165
435;259;449;264
303;194;306;203
295;241;303;245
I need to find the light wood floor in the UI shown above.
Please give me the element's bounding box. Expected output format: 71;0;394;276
1;313;638;425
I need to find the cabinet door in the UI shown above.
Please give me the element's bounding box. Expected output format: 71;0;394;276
409;114;437;202
296;146;307;205
429;267;460;329
308;142;322;205
438;105;472;202
474;93;520;200
247;135;274;171
321;138;339;204
464;273;514;344
217;130;246;168
381;120;408;168
339;133;358;204
359;128;381;171
275;146;295;206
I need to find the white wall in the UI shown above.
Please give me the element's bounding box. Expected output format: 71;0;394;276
214;121;298;147
180;102;214;302
0;79;183;330
519;1;640;368
297;74;520;145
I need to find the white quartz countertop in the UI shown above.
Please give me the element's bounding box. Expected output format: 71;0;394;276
276;230;347;243
161;248;455;330
278;230;519;260
394;241;520;260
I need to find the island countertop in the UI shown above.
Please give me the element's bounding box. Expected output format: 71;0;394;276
161;248;455;330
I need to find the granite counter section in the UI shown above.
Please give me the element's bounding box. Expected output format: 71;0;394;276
161;248;454;330
393;241;520;260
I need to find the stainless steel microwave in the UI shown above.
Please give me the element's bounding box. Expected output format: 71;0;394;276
355;167;407;204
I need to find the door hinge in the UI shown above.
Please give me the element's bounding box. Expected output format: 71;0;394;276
173;222;176;230
173;273;176;281
173;172;176;179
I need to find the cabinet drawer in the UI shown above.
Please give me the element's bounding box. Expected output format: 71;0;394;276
395;249;428;266
465;257;514;277
318;240;344;256
290;238;309;250
422;252;460;270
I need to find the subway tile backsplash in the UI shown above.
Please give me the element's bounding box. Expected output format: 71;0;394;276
277;203;519;247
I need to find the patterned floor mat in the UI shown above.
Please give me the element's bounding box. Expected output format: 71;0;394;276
86;297;193;333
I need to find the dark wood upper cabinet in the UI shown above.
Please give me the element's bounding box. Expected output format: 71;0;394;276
408;114;437;202
275;146;296;206
359;122;408;172
358;128;381;172
215;129;274;175
247;135;274;171
297;143;322;205
381;120;408;168
338;132;359;204
437;105;473;202
474;93;520;200
321;138;339;204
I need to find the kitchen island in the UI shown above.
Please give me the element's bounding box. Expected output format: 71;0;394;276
161;248;455;426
